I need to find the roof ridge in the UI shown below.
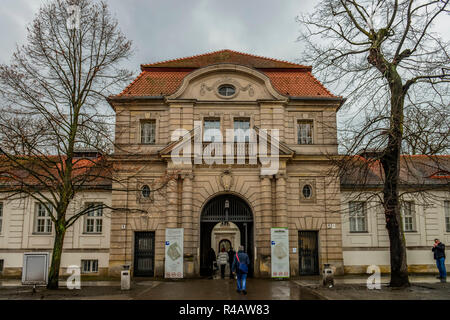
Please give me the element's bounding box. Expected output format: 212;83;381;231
141;49;310;69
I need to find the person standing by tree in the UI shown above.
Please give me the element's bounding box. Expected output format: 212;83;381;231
232;245;250;295
432;239;446;283
217;247;229;279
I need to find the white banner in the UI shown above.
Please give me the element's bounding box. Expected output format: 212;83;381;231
165;228;184;278
271;228;289;278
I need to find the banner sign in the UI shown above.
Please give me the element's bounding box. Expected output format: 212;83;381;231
165;228;184;278
271;228;289;278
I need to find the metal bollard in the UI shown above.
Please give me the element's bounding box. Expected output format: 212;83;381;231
322;263;335;288
121;265;131;290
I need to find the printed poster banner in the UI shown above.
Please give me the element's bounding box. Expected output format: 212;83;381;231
271;227;289;278
165;228;184;278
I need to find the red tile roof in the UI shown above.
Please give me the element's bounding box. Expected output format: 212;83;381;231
141;49;311;69
115;50;338;98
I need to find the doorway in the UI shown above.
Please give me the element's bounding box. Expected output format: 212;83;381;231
134;231;155;277
298;231;319;275
200;194;253;277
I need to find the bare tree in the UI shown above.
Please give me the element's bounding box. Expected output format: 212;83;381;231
403;103;450;155
0;0;134;289
297;0;449;287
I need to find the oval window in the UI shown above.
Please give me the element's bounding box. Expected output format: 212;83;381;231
218;84;236;97
302;185;312;199
141;185;151;198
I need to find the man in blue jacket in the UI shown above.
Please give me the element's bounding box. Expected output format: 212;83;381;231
432;239;446;283
232;245;250;295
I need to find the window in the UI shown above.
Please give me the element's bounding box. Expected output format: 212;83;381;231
349;201;367;232
81;259;98;273
401;201;416;232
0;259;3;273
84;203;103;234
218;84;236;97
297;120;313;145
0;203;3;234
35;203;53;234
141;185;151;198
302;185;312;199
445;201;450;232
141;120;156;144
203;118;221;142
234;118;250;142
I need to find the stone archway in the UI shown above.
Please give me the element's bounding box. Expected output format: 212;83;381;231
199;194;254;277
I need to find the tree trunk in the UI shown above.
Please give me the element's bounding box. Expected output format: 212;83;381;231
381;78;410;287
47;222;66;289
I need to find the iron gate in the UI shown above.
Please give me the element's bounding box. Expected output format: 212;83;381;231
134;232;155;277
298;231;319;275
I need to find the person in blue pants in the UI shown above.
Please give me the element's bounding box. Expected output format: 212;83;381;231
432;239;446;282
232;245;250;295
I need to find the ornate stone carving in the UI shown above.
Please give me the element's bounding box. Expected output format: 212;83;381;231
220;169;234;191
199;77;255;99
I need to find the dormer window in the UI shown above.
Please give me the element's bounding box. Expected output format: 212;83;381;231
218;84;236;97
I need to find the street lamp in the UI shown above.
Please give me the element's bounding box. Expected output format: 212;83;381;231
222;199;230;226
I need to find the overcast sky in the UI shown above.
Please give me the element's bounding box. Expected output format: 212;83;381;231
1;0;449;93
0;0;320;72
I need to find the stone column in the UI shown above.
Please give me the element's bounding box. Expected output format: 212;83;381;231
181;174;193;254
275;173;288;228
259;175;273;277
260;175;272;253
166;178;178;228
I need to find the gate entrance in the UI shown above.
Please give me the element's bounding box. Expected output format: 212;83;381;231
298;231;319;275
134;231;155;277
200;194;253;277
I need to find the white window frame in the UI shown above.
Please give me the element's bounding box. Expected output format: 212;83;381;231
401;201;416;232
297;120;314;145
233;117;250;142
203;118;221;142
34;203;53;234
81;259;98;273
445;201;450;233
140;120;156;144
84;203;103;234
349;201;367;233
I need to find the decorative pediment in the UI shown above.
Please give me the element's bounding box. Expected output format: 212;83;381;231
159;126;294;159
166;64;287;101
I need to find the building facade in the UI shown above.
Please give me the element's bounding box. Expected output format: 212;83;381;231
0;51;448;279
107;50;344;278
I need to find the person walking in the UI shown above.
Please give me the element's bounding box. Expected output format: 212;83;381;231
207;247;217;279
217;247;229;279
228;246;236;279
232;245;250;295
432;238;446;282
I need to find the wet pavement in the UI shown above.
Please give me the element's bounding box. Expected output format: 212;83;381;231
131;278;320;300
0;278;321;300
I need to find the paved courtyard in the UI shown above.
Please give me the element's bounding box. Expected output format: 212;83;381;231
0;275;448;300
0;278;320;300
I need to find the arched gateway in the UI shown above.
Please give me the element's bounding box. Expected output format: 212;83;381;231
200;194;254;277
